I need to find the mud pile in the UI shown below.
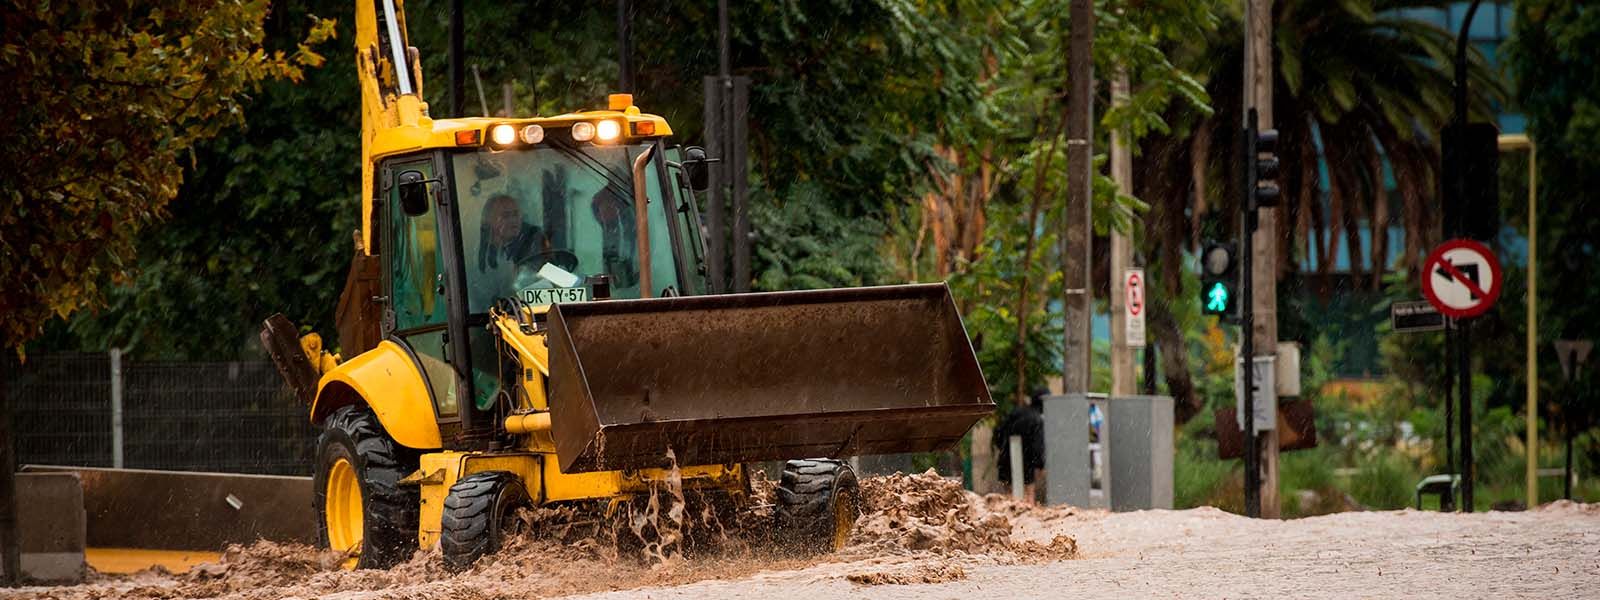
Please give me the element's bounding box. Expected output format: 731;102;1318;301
846;563;968;586
845;469;1079;560
12;472;1077;600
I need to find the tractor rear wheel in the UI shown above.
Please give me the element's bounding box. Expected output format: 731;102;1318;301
313;405;419;569
441;470;529;571
774;459;860;552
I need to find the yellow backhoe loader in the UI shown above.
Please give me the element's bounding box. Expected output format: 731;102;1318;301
263;0;992;570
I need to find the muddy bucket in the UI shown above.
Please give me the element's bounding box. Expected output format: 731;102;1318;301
546;283;993;473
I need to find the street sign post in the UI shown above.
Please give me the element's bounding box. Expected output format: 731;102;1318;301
1392;300;1445;333
1555;340;1592;382
1421;238;1502;512
1554;339;1593;500
1125;269;1146;349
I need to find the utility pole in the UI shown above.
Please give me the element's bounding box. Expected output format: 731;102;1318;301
1062;0;1095;397
1110;68;1135;397
447;0;464;118
615;0;634;93
702;0;732;294
1245;0;1280;518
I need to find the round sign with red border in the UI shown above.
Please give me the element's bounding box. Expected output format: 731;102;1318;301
1126;271;1144;316
1421;239;1502;319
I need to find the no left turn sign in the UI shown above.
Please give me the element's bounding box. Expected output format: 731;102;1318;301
1421;239;1502;319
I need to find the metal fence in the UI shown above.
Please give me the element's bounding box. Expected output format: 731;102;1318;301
5;352;314;475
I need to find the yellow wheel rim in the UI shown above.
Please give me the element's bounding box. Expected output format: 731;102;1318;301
325;457;363;568
831;489;856;550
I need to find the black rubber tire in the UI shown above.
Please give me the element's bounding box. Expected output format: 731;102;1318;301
441;470;529;571
774;459;860;552
312;405;420;569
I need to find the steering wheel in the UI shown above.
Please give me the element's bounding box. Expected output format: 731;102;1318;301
518;249;579;273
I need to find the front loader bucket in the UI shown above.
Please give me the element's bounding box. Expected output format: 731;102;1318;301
546;283;993;474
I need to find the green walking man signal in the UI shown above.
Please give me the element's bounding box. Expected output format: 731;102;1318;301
1206;281;1231;312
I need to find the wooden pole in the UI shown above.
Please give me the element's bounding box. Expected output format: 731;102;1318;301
1062;0;1095;397
1246;0;1280;518
1110;69;1135;397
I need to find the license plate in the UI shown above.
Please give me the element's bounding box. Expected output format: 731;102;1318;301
519;286;588;305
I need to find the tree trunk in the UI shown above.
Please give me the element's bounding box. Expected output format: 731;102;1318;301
1141;132;1198;423
1015;103;1069;404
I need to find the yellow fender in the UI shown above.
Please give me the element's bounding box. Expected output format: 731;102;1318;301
310;340;442;449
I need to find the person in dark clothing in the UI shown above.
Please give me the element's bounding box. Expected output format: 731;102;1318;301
994;386;1048;502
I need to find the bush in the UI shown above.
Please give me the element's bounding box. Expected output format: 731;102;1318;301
1349;449;1421;509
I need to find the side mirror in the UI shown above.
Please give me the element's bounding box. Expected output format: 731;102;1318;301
398;170;431;217
683;146;713;192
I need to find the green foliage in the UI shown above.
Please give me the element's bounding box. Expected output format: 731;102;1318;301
946;195;1064;407
752;181;889;291
1348;448;1420;510
1279;446;1340;516
1507;1;1600;449
1174;407;1238;510
0;0;334;355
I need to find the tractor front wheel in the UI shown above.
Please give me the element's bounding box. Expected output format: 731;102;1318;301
441;470;529;571
774;459;860;552
313;405;419;569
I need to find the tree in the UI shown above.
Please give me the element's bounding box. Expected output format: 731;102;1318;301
1136;0;1501;421
1198;0;1499;285
0;0;334;355
1505;0;1600;469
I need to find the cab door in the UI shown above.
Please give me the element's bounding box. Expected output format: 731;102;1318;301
381;156;460;426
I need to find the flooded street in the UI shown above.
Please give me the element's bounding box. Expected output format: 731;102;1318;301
9;474;1597;599
573;501;1600;600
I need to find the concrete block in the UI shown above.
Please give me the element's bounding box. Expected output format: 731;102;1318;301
1107;395;1174;511
1042;393;1101;507
6;472;88;583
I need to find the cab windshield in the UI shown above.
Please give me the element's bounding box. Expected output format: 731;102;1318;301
451;143;685;313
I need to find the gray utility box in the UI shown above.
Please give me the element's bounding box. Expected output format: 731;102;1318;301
1042;394;1173;511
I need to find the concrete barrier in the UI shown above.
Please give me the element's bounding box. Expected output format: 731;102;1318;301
8;472;88;584
1042;394;1173;511
21;466;314;550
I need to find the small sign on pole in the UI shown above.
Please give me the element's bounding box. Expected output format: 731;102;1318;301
1235;355;1276;431
1392;300;1446;333
1125;269;1146;348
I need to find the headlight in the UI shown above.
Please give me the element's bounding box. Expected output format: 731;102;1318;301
520;124;545;144
571;121;596;142
489;123;517;146
596;120;622;142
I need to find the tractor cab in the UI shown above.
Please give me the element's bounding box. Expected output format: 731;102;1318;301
377;97;713;434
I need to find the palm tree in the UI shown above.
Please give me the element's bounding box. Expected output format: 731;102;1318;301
1137;0;1502;421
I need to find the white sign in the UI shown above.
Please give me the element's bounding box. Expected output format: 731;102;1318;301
1234;354;1276;431
1124;268;1146;348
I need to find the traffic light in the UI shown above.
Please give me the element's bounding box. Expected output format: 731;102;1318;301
1201;241;1239;317
1441;122;1500;241
1246;109;1280;209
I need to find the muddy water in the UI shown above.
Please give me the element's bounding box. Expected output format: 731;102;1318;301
10;470;1076;600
